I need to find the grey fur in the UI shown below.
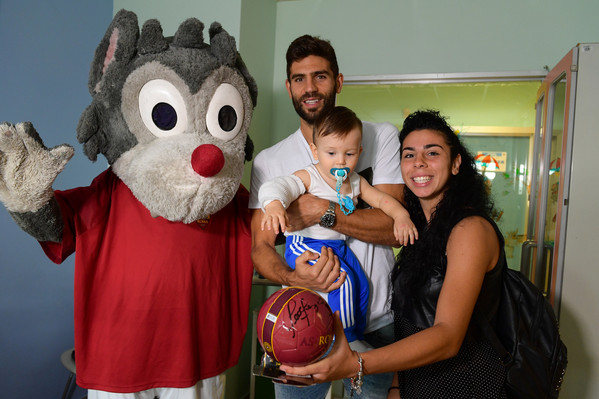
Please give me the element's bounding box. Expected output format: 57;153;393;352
9;199;63;243
78;10;141;164
138;19;169;55
172;18;205;49
209;23;238;67
87;9;139;95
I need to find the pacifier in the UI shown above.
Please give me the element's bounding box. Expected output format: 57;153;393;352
330;168;355;216
330;167;350;181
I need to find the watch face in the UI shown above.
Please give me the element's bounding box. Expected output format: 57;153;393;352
320;213;335;228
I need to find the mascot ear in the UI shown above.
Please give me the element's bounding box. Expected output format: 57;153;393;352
88;9;139;95
78;10;139;162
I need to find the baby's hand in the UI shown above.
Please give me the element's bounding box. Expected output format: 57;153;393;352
261;201;289;234
393;214;418;246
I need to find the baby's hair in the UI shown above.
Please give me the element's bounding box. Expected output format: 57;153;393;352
312;106;362;144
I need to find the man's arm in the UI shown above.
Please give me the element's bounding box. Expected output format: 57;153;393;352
285;183;404;247
250;208;346;291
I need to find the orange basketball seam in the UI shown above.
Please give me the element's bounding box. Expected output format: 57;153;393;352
269;287;310;362
260;287;292;361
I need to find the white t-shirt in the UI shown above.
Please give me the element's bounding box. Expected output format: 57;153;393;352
249;121;403;333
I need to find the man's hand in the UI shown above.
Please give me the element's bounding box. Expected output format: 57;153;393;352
286;193;328;232
289;246;346;293
251;209;346;292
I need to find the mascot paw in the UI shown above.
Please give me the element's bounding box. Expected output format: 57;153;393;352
0;122;74;213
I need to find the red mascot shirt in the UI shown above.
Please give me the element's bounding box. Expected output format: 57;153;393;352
41;169;253;392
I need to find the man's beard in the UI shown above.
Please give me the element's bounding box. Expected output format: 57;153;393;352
291;89;337;125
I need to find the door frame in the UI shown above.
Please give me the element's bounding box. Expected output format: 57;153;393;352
533;47;578;314
342;71;546;85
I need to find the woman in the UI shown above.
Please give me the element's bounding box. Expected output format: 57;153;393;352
281;110;507;398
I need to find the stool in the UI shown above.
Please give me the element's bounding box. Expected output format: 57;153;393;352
60;348;76;399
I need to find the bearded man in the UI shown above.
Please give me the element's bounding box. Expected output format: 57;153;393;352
249;35;405;399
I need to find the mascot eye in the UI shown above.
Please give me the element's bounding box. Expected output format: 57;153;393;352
152;103;177;130
206;83;244;141
139;79;188;137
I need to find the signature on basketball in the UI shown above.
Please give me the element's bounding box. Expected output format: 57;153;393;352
286;297;325;330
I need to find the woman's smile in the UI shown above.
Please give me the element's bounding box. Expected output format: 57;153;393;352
412;175;432;184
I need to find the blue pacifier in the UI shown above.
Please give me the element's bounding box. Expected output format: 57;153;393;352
330;167;350;181
330;168;355;215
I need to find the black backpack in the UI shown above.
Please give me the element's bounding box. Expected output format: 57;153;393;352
474;263;568;398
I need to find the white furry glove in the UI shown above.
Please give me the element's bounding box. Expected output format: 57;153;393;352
0;122;74;213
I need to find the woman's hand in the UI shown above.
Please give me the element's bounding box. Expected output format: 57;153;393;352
279;312;360;383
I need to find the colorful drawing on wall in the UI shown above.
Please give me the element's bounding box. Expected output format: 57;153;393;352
475;151;507;173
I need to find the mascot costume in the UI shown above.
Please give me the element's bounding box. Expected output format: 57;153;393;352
0;10;257;398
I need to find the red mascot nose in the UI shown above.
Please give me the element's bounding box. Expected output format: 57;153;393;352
191;144;225;177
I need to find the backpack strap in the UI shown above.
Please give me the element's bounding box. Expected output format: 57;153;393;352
471;214;513;366
472;303;513;366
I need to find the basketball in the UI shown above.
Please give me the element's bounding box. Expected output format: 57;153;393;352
257;287;335;366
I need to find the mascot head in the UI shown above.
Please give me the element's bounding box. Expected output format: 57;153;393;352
77;10;257;223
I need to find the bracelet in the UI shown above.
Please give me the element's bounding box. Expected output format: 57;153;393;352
349;351;363;396
388;386;400;393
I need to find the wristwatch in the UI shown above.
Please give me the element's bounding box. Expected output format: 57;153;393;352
319;201;336;228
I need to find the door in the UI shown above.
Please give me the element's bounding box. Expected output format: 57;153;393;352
522;47;578;315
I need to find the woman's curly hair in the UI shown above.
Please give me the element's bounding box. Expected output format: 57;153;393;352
391;110;495;297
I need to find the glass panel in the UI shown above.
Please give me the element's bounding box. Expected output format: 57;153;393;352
529;98;545;237
461;135;531;270
520;96;545;279
541;77;567;295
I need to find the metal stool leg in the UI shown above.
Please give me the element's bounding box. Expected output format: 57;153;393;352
61;372;74;399
60;348;77;399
